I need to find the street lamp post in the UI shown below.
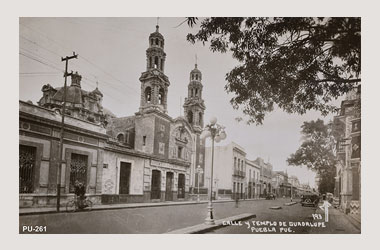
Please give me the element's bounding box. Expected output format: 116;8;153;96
200;117;227;225
197;165;202;202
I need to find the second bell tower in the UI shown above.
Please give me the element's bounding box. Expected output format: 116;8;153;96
183;63;206;131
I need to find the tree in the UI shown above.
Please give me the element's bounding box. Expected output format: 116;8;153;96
287;119;336;193
187;17;361;124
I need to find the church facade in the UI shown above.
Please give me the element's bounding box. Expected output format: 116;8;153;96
19;25;207;207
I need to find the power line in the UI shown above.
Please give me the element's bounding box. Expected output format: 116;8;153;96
80;55;139;92
20;47;63;70
19;52;63;72
20;26;140;94
20;35;63;57
19;49;130;100
20;24;139;94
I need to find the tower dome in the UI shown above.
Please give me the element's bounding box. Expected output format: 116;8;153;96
190;64;202;81
149;25;165;49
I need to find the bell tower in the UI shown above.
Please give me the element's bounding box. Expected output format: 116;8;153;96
138;25;170;114
183;63;206;131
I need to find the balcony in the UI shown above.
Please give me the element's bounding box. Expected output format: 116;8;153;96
233;170;246;178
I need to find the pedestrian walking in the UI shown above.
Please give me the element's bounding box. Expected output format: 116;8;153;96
319;194;332;222
235;193;239;208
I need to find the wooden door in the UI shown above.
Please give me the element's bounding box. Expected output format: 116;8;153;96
119;162;131;194
151;170;161;199
165;172;173;201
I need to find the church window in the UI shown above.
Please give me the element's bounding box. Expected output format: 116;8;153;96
155;38;159;45
178;146;183;159
143;136;146;146
154;56;159;69
199;112;203;126
160;124;165;132
158;88;165;105
187;111;193;124
117;133;125;143
195;88;198;97
196;74;198;80
145;87;152;103
149;57;152;68
160;59;164;71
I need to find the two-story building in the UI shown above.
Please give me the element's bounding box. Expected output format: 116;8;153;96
245;159;261;199
204;142;247;199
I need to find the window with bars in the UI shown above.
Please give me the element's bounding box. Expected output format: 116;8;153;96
19;145;36;193
69;153;88;193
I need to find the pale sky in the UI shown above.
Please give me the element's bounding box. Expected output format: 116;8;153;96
19;17;342;188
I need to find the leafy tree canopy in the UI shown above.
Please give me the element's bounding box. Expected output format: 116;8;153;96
187;17;361;124
287;119;336;193
287;119;335;172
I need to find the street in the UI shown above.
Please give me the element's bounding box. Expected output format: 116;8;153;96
19;198;358;234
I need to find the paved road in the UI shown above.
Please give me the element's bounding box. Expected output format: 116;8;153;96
208;198;317;234
19;198;359;234
207;199;360;234
20;199;269;234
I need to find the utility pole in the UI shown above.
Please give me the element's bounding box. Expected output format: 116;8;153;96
56;52;78;212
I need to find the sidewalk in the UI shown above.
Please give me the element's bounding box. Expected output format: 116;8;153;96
309;206;360;234
19;198;265;216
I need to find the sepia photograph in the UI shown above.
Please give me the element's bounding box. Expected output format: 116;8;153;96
17;16;362;235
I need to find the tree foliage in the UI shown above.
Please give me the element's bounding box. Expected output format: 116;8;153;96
287;119;336;193
187;17;361;124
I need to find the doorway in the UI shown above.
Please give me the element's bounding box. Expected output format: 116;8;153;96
165;172;173;201
151;170;161;199
119;162;131;194
178;173;185;199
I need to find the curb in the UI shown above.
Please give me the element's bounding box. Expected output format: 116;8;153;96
20;198;265;216
165;213;256;234
284;202;297;206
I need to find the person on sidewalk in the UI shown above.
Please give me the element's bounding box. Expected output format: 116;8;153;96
74;181;86;209
319;194;332;222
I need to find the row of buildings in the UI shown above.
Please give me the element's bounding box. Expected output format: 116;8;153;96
202;142;313;200
19;25;311;208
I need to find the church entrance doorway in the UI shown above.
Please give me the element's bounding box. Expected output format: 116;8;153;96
151;170;161;200
165;172;173;201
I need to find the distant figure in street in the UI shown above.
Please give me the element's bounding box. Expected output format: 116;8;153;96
74;181;86;209
235;193;239;208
